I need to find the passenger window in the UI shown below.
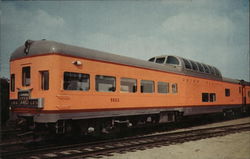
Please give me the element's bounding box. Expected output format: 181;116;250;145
141;80;154;93
225;89;230;97
208;66;215;75
202;93;216;102
197;63;204;72
172;83;178;93
166;56;179;65
64;72;90;91
214;68;221;77
190;61;198;71
210;93;216;102
96;75;116;92
203;64;210;73
148;57;155;62
40;71;49;90
213;67;219;76
22;66;31;86
158;82;169;94
120;78;137;93
11;74;15;92
183;59;192;69
202;93;209;102
155;57;165;64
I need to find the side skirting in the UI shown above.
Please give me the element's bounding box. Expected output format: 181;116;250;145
17;104;245;123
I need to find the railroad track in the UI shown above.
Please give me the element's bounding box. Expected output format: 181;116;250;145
0;129;23;147
1;122;250;159
0;129;22;137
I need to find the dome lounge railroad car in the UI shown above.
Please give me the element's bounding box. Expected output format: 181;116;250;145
9;40;250;135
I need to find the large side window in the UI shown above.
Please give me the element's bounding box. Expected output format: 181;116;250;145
22;66;30;86
40;71;49;90
96;75;116;92
172;83;178;93
120;78;137;93
11;74;15;92
141;80;154;93
64;72;90;91
158;82;169;94
225;88;230;97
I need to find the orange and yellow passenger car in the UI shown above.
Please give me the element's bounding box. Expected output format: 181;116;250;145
9;40;250;134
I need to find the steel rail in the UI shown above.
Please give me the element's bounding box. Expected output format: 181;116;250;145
1;122;250;159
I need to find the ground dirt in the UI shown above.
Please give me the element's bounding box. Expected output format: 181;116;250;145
97;117;250;159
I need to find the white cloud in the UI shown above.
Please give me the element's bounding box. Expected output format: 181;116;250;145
1;4;68;77
157;12;248;80
32;9;65;30
161;13;234;43
1;1;249;80
82;32;185;62
1;5;66;41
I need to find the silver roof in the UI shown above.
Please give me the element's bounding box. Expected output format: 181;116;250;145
10;40;183;74
10;39;241;83
149;55;222;78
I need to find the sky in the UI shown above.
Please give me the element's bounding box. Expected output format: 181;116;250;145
0;0;249;81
